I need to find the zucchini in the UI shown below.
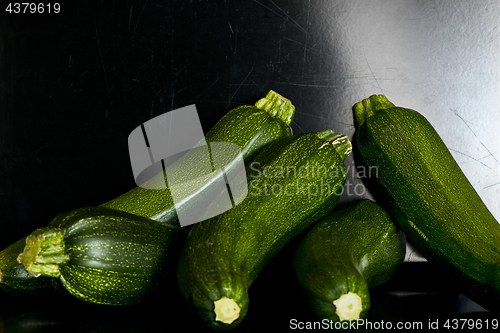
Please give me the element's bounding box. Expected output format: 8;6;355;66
177;129;352;330
293;199;406;324
353;94;500;312
16;206;187;305
100;90;295;225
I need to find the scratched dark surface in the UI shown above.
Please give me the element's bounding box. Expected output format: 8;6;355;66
1;1;499;331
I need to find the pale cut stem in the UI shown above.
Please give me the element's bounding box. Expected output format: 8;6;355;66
213;296;241;324
332;292;363;321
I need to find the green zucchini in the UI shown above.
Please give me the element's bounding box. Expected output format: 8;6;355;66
0;237;53;296
16;206;187;305
353;94;500;312
100;90;295;225
293;199;406;324
177;129;352;330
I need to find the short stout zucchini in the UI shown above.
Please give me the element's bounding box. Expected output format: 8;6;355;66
101;90;295;225
354;95;500;311
293;200;406;323
177;129;352;330
16;206;187;305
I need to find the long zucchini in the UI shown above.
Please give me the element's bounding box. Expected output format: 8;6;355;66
293;199;406;324
16;206;187;305
177;129;352;330
353;94;500;312
101;90;295;225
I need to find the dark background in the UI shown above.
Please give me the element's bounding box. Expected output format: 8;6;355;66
1;1;499;331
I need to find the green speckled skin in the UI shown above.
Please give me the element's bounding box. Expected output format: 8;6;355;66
354;95;500;312
177;130;352;330
26;206;187;305
293;200;406;322
101;91;295;225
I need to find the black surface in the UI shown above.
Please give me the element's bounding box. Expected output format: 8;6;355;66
2;1;499;331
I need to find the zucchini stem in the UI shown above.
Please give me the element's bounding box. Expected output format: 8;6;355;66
353;94;395;127
316;130;352;160
333;292;363;321
213;296;241;324
255;90;295;127
17;228;69;278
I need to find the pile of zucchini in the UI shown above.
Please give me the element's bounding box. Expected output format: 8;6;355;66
1;90;499;329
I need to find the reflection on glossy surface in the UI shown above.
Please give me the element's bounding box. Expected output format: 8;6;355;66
0;262;491;332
